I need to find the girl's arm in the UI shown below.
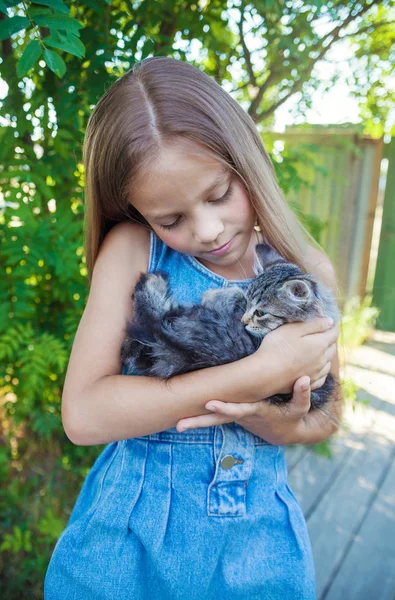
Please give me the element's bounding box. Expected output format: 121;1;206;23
67;353;285;445
240;251;343;445
175;332;341;445
63;223;338;446
62;221;288;446
235;247;343;446
176;247;343;445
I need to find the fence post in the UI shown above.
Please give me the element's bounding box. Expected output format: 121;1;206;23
372;138;395;332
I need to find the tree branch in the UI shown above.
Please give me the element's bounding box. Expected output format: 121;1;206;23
250;0;379;122
237;5;257;86
339;19;395;39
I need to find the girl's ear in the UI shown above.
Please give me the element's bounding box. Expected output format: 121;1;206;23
255;243;287;270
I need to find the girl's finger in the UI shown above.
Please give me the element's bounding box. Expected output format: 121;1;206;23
325;342;337;362
207;400;257;419
290;376;311;413
311;361;331;387
325;324;339;344
301;317;334;336
177;400;256;432
176;412;232;432
311;375;328;391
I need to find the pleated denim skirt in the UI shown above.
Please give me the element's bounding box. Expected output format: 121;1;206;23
44;422;316;599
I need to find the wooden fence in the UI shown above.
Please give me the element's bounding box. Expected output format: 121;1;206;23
265;128;383;309
372;139;395;331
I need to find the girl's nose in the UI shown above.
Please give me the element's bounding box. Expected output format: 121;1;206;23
193;217;224;245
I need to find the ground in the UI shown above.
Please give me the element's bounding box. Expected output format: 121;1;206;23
285;330;395;600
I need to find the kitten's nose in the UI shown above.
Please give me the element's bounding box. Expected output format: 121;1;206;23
241;313;250;325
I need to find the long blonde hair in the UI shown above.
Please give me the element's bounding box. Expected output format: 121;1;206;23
83;55;323;284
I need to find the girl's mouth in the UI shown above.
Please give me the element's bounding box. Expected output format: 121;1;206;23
207;237;234;256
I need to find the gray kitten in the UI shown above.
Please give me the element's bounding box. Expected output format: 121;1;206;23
120;243;341;411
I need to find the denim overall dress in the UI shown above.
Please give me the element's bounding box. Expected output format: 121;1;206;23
44;230;316;600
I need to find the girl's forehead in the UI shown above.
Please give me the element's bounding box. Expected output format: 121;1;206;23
141;146;228;184
132;149;230;211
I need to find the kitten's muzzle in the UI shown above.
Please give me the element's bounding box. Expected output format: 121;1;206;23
246;324;271;337
241;313;252;325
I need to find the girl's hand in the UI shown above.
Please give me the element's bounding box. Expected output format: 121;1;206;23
253;317;339;395
176;375;332;446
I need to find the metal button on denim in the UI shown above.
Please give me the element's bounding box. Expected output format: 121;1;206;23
221;455;236;469
220;455;246;469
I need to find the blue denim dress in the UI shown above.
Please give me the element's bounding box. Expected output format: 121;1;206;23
44;231;316;599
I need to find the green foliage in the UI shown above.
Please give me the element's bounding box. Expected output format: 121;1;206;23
340;294;380;353
0;0;390;595
268;136;329;244
1;0;393;128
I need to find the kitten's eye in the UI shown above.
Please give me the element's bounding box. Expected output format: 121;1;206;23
255;309;265;318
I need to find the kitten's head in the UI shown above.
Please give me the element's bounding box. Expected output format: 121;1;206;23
242;243;340;337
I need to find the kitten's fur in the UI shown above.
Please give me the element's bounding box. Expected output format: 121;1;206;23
121;243;341;411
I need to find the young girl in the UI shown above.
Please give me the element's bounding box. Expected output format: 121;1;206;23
44;56;341;599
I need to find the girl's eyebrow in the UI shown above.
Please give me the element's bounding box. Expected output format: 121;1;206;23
145;172;229;220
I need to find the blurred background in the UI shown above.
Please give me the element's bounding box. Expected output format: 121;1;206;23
0;0;394;597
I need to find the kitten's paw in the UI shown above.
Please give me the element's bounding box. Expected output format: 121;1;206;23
201;288;222;306
134;272;177;317
144;273;169;299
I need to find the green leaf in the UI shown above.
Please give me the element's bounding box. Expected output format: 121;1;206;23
37;509;65;539
34;13;84;34
43;32;85;58
28;6;52;19
0;15;29;41
43;48;66;77
0;1;8;15
83;0;105;15
16;39;42;77
31;0;70;15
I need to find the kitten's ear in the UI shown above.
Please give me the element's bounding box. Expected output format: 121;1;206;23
282;279;311;300
255;243;286;270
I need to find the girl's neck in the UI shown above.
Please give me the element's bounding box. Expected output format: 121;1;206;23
196;227;264;280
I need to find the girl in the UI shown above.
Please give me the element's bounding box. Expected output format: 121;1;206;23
44;56;341;599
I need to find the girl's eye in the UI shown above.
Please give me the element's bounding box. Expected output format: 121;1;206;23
160;218;181;231
210;184;234;205
159;184;234;231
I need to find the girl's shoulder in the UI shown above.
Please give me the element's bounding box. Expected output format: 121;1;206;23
103;221;151;266
87;222;151;304
96;220;153;278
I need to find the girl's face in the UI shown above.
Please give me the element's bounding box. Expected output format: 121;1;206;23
131;144;257;277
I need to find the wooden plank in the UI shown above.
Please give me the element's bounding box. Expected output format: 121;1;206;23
324;450;395;600
305;432;394;599
347;143;375;298
337;143;361;299
287;439;350;518
358;137;383;298
373;138;395;331
326;149;344;257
